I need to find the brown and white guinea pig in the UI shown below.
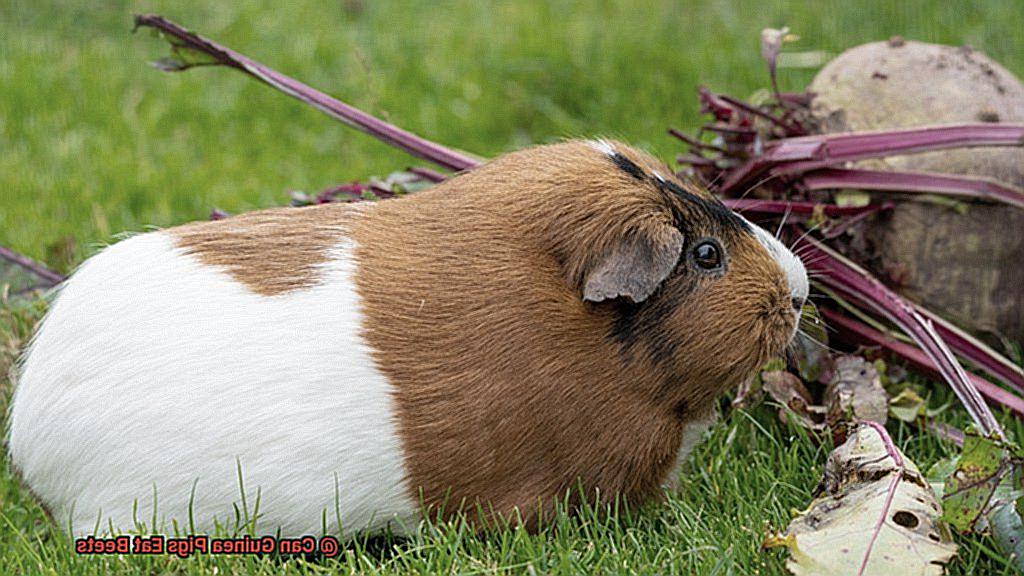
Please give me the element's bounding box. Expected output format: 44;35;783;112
7;139;807;537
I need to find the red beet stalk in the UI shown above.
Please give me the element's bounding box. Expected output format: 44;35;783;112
803;168;1024;210
133;15;480;173
799;236;1006;438
823;308;1024;417
0;246;66;286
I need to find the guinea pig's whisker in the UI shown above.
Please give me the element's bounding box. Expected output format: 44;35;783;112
784;342;798;364
798;316;818;331
775;204;793;239
799;255;829;268
733;173;783;206
801;312;840;337
806;298;821;315
788;222;824;253
704;166;727;190
800;253;826;267
797;329;844;354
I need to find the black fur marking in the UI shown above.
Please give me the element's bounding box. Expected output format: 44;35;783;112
610;152;647;181
600;148;751;238
598;148;751;379
609;299;644;352
654;178;751;236
608;274;693;371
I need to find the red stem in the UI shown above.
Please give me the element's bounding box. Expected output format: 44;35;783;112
721;124;1024;195
823;308;1024;416
407;166;448;183
133;15;481;172
0;246;66;286
723;199;886;218
800;236;1005;438
716;93;805;136
771;124;1024;169
914;307;1024;397
857;422;903;576
803;168;1024;210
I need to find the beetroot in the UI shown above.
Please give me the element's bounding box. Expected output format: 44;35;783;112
808;39;1024;346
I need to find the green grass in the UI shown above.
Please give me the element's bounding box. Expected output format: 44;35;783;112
2;0;1024;573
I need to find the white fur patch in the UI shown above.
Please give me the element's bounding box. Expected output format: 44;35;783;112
587;138;617;157
664;407;718;491
742;216;809;307
8;231;419;537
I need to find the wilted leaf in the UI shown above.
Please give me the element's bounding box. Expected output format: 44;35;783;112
825;356;889;427
942;431;1009;532
373;170;437;194
143;25;222;72
889;388;927;423
760;27;799;73
990;502;1024;572
150;56;192;72
762;369;824;430
766;424;957;575
732;375;760;409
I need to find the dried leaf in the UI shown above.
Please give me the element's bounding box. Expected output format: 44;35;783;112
732;375;760;409
766;424;957;575
762;369;824;429
825;356;889;427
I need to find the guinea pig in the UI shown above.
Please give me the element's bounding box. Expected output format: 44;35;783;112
7;139;807;537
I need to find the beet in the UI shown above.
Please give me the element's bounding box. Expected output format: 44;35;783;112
807;40;1024;347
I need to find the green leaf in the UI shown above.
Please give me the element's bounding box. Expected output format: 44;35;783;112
941;432;1008;532
889;388;927;423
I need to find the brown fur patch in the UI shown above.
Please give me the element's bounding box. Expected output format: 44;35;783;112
171;203;360;296
350;140;796;528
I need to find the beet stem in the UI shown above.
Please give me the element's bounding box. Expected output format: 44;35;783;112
801;235;1007;438
823;308;1024;417
0;246;66;286
133;14;481;172
803;167;1024;210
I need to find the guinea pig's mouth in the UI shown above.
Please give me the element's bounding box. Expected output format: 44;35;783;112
741;217;810;324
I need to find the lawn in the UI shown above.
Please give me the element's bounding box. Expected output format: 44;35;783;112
2;0;1023;574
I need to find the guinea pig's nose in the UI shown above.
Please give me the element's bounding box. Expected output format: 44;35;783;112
791;296;805;314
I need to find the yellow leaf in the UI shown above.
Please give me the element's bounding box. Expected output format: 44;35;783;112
772;425;957;575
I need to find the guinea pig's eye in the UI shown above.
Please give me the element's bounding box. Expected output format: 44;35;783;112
692;240;724;271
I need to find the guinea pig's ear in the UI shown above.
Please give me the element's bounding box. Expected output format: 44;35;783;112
582;226;684;303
